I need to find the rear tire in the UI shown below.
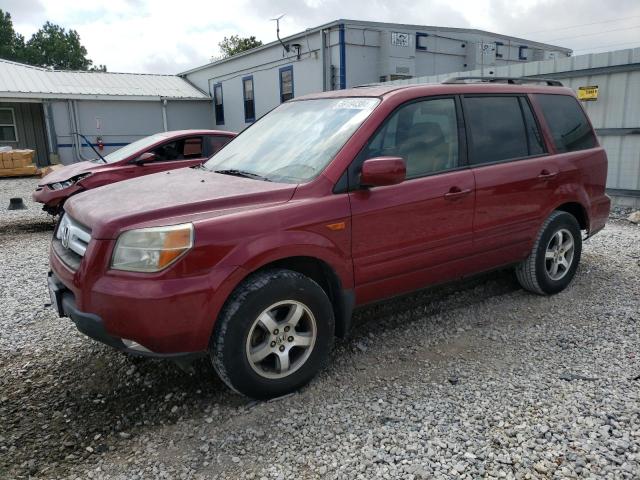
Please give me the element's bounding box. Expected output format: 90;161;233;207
516;211;582;295
210;269;334;399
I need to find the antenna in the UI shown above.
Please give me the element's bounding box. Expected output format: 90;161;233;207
270;14;290;52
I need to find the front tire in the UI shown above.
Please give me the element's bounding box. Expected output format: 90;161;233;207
210;269;334;399
516;211;582;295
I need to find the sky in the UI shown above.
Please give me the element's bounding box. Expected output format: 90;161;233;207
3;0;640;74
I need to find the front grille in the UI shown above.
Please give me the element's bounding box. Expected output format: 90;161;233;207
52;237;82;270
56;214;91;257
53;214;91;270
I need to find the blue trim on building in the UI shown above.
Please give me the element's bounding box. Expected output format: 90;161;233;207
242;75;255;123
338;24;346;89
57;142;129;148
279;65;294;103
416;32;429;51
213;82;224;125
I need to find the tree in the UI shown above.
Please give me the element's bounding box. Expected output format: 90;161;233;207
24;22;93;70
0;10;25;62
218;35;263;58
0;10;106;71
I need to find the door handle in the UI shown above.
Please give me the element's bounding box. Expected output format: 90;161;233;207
538;169;558;179
444;187;472;200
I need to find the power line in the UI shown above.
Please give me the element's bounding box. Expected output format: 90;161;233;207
520;14;640;35
542;24;640;42
572;40;640;52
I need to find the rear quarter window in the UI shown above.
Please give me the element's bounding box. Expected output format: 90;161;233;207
534;94;597;153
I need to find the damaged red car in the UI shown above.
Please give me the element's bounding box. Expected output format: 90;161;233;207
33;130;235;214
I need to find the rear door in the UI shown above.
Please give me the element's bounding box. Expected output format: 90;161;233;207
463;94;560;261
348;96;476;304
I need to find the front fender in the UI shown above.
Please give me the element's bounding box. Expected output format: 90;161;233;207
219;230;353;289
196;230;353;349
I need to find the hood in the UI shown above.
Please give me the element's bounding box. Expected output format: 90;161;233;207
65;167;297;239
38;161;102;185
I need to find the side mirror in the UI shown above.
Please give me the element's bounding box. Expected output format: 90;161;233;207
360;157;406;188
135;152;157;165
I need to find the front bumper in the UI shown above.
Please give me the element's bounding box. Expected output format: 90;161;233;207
48;271;204;359
32;185;81;211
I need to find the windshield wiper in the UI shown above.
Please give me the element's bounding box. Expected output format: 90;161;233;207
213;169;271;182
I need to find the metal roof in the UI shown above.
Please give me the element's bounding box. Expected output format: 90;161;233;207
0;59;209;101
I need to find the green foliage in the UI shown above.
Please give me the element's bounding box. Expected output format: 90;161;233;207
0;9;106;71
218;35;263;58
0;10;25;62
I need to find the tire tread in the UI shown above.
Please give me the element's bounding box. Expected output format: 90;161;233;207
211;268;331;397
516;210;569;295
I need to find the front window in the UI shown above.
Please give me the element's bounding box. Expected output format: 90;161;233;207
243;76;255;122
204;97;380;183
214;83;224;125
102;133;168;163
361;98;460;178
279;66;294;103
0;108;18;142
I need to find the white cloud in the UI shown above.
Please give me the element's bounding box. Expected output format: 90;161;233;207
6;0;640;73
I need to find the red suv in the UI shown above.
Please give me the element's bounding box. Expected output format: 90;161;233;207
33;130;235;214
47;79;610;399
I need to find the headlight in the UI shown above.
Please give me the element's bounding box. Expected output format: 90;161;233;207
49;173;91;190
111;223;194;272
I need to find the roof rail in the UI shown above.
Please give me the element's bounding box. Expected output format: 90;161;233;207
443;76;563;87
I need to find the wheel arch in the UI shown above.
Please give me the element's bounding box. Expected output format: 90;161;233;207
554;201;589;231
243;255;354;339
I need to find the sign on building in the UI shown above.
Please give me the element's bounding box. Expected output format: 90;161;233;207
479;42;496;56
391;32;410;47
577;86;599;101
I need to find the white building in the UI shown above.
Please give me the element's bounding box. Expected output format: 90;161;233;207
180;19;571;132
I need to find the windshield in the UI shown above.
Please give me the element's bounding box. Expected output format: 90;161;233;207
102;133;169;163
203;97;380;183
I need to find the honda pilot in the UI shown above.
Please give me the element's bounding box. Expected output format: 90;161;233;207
47;78;610;399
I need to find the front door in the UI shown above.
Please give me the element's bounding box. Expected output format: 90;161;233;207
133;135;207;177
348;97;476;304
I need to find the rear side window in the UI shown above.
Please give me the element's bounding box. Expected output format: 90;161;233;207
534;94;597;153
464;96;529;164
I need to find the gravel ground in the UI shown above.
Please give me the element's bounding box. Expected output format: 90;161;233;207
1;177;639;480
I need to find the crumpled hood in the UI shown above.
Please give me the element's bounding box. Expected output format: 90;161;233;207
38;161;102;185
65;167;297;239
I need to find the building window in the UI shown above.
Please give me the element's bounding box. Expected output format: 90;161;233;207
0;108;18;142
416;32;428;51
518;45;528;60
279;65;294;103
242;75;255;122
213;83;224;125
495;41;504;58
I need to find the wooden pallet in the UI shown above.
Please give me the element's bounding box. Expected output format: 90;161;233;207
0;165;40;178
